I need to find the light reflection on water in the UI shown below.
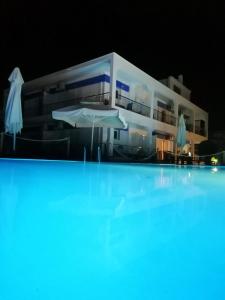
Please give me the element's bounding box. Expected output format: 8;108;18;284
0;160;225;299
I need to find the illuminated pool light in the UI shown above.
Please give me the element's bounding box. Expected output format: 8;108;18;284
211;166;218;173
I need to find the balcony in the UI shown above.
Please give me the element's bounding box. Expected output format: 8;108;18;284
115;95;150;117
195;120;206;137
23;92;111;117
153;109;176;126
186;123;193;132
195;127;206;137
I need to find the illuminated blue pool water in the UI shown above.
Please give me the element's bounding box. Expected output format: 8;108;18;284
0;159;225;300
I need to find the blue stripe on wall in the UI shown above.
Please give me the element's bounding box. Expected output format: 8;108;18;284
104;74;110;83
116;80;129;92
66;74;129;92
66;74;107;89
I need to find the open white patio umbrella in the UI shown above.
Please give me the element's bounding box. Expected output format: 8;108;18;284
176;113;186;153
5;67;24;151
52;104;127;158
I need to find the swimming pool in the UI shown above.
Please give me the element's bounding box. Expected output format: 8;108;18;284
0;159;225;300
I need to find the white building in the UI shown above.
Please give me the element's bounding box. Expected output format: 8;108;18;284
18;52;208;160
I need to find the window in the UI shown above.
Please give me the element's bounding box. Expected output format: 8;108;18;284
157;101;172;111
116;90;121;99
114;130;120;140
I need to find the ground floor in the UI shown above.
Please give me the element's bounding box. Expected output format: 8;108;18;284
0;118;207;164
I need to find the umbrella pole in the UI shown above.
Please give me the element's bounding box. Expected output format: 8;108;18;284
175;144;177;164
0;132;4;153
90;121;95;160
13;133;16;152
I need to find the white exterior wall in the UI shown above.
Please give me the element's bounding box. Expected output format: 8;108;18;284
20;52;208;158
107;53;208;155
168;76;191;100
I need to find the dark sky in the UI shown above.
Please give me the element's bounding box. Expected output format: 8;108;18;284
1;1;225;130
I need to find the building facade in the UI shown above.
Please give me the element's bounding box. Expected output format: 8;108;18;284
5;53;208;160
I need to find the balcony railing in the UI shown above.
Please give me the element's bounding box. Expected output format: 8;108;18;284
115;95;150;117
195;127;206;137
22;90;206;137
153;109;176;126
23;92;111;117
185;123;193;132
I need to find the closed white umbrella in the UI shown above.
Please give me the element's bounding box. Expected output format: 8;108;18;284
175;114;186;163
176;114;186;149
52;104;127;158
5;67;24;151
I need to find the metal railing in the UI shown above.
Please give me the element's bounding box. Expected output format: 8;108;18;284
186;123;193;132
153;109;176;126
115;95;151;117
23;92;111;116
113;143;157;162
113;143;146;155
195;127;206;137
78;92;110;105
22;90;207;138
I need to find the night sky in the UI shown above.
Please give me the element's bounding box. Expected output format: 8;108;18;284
1;1;225;130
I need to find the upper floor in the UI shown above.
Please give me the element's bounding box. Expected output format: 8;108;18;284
159;75;191;100
11;52;208;138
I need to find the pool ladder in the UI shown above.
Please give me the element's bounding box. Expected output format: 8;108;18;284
97;146;101;163
83;146;101;163
83;146;86;163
